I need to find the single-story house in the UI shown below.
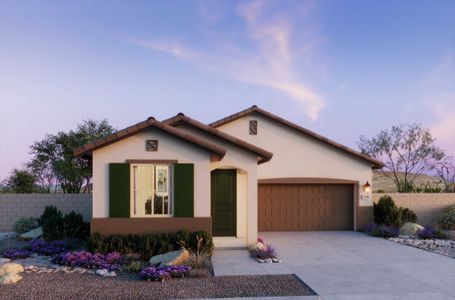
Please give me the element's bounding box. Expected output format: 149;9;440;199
74;105;383;248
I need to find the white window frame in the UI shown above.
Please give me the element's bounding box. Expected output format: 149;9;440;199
130;163;173;218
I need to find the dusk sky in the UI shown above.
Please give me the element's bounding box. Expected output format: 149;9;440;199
0;0;454;179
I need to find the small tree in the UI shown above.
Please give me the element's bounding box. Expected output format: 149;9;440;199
28;119;115;193
359;124;446;192
436;159;455;193
2;169;38;193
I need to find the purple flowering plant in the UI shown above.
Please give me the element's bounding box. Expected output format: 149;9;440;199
140;265;192;282
2;249;31;259
417;226;448;240
52;251;123;271
31;239;68;256
249;238;277;259
364;222;399;238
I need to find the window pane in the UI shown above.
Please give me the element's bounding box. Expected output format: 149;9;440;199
133;164;172;216
154;195;162;214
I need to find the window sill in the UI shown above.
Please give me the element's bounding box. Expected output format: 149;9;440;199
131;215;173;218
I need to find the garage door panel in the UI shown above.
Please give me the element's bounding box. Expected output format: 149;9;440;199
258;183;353;231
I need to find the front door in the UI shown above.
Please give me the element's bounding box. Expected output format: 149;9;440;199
211;169;237;236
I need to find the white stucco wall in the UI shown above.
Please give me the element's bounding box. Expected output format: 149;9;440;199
216;113;374;209
92;128;212;218
174;124;258;246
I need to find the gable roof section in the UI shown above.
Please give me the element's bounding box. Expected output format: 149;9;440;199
210;105;384;169
73;117;226;158
163;113;273;164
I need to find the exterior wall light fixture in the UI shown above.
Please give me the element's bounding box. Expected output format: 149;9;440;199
363;181;371;193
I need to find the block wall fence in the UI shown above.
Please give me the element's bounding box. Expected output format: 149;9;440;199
0;194;91;231
373;193;455;226
1;193;454;231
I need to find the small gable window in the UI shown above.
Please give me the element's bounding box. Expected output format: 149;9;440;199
146;140;158;151
249;120;258;135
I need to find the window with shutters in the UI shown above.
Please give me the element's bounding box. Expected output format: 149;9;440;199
131;164;173;217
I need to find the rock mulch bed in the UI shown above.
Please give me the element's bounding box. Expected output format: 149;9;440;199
1;253;116;278
388;237;455;258
0;272;316;299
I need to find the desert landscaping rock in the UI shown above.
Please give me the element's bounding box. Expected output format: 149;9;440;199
18;227;43;241
400;223;424;236
389;237;455;258
0;273;22;284
0;263;24;276
0;272;316;298
0;232;15;242
149;249;190;266
95;269;116;277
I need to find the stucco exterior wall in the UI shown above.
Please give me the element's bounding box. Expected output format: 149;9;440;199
92;128;212;218
216;113;375;230
173;124;258;245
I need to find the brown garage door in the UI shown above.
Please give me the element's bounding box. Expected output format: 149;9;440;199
258;184;354;231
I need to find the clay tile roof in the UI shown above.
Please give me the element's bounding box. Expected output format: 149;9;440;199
163;114;273;164
209;105;384;169
73;118;226;158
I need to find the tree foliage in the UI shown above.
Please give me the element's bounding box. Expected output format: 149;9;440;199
2;169;38;193
436;160;455;193
27;119;115;193
359;124;447;192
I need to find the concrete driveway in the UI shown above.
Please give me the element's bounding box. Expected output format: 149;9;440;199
212;232;455;300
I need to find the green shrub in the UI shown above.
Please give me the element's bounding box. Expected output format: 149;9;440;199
139;235;158;260
156;233;173;254
39;205;89;241
189;231;214;256
87;230;214;259
39;205;61;226
374;195;417;227
437;205;455;230
87;232;107;253
400;207;417;224
13;217;39;234
62;211;90;240
122;260;146;273
175;229;190;248
42;213;65;241
374;196;402;227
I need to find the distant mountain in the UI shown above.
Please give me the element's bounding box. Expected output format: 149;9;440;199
373;171;444;193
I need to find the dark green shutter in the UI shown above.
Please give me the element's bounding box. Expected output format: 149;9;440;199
109;163;130;218
173;163;194;217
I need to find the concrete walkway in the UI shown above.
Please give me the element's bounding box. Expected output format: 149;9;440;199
212;232;455;300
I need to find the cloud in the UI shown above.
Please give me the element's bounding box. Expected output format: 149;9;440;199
423;55;455;156
132;0;326;121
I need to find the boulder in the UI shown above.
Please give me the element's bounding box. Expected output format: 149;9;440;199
0;273;22;284
95;269;116;277
0;258;11;265
400;223;424;236
19;227;43;241
0;263;24;276
149;249;190;266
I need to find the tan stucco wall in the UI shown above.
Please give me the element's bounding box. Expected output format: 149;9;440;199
174;124;259;245
373;193;455;226
216;113;375;230
92;128;212;218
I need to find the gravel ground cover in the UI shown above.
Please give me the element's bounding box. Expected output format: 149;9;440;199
0;272;316;299
388;237;455;258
